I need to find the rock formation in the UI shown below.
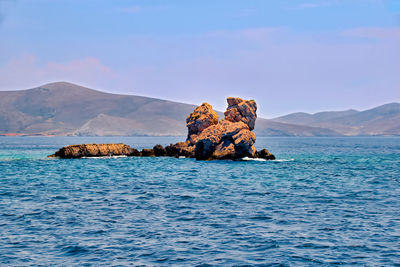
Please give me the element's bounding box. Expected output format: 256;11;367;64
52;143;136;158
141;148;155;157
50;97;275;160
186;103;219;138
153;144;167;156
256;148;276;160
175;97;259;160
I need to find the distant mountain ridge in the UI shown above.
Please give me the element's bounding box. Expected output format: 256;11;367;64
0;82;398;136
272;103;400;136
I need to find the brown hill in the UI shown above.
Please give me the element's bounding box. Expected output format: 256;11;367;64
273;103;400;136
0;82;357;136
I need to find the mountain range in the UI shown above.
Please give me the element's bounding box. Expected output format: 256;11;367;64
0;82;398;136
272;103;400;136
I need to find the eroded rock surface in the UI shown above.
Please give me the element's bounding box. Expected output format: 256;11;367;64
186;103;219;138
182;97;272;160
224;97;257;130
194;120;255;160
53;143;134;158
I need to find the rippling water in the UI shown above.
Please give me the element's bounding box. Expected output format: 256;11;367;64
0;136;399;265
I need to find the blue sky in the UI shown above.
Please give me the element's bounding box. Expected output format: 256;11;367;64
0;0;399;117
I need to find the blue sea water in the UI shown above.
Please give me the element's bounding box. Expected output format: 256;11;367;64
0;136;399;266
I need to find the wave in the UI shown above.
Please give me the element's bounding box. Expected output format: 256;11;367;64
241;157;294;162
81;155;128;159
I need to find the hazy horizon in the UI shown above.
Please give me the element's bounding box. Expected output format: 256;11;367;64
1;0;399;117
5;80;400;119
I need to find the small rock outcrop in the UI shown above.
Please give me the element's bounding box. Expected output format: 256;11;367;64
153;144;167;156
165;141;194;158
141;148;155;157
256;148;276;160
50;97;275;160
53;143;134;158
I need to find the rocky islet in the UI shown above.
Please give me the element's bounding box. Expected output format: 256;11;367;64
50;97;275;160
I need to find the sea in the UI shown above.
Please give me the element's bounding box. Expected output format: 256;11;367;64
0;136;399;266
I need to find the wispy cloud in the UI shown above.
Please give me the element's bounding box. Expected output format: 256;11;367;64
342;27;400;40
0;54;115;90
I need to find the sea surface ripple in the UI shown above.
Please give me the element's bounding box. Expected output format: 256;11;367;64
0;136;399;266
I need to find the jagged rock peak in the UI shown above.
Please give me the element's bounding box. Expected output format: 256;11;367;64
224;97;257;131
185;97;260;160
186;102;219;138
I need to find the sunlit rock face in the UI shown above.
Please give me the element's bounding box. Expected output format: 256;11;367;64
194;119;256;160
186;103;218;145
186;103;219;141
177;97;265;160
53;143;135;158
224;97;257;131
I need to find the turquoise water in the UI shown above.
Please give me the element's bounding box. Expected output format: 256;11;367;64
0;136;399;265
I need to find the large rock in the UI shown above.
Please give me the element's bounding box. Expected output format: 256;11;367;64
194;119;255;160
232;129;257;157
54;143;134;158
182;97;270;160
224;97;257;130
186;103;219;139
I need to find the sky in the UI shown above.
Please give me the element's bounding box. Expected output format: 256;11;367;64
0;0;399;117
